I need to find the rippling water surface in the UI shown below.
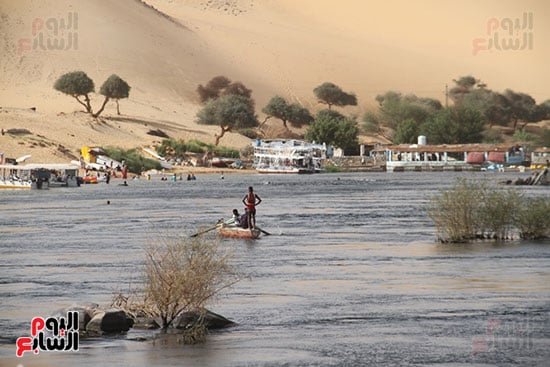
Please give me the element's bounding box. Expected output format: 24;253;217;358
1;171;549;366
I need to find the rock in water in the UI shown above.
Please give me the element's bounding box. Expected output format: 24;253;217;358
173;309;236;330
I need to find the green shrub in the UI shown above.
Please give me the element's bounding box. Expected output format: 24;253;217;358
322;163;342;173
157;139;186;157
238;128;259;140
513;129;537;142
156;139;240;158
186;140;208;153
482;129;504;144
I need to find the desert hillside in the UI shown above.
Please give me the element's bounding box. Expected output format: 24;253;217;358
0;0;548;163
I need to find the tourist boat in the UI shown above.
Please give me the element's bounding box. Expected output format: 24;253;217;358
0;163;81;189
253;139;327;174
0;164;32;189
217;224;261;239
371;136;528;172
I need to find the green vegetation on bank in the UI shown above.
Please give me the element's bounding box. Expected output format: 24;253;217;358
428;178;550;243
98;140;240;174
156;139;240;158
103;147;160;174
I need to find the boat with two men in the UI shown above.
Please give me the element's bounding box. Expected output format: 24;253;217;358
217;224;261;239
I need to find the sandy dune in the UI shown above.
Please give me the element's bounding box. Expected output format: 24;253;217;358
0;0;548;163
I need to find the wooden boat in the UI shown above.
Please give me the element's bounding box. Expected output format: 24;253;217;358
217;224;261;239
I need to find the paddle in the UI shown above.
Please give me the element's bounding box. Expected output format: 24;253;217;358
256;227;271;236
190;223;220;237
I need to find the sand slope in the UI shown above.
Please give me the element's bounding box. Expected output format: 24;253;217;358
0;0;548;163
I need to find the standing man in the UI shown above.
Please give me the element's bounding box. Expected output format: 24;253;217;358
242;186;261;229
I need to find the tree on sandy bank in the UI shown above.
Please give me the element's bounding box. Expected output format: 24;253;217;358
262;96;313;129
197;75;252;103
196;94;259;145
313;82;357;109
196;76;258;144
54;71;95;114
54;72;131;118
94;74;131;117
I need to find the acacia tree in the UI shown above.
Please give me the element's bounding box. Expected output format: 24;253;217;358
262;96;313;129
305;109;359;154
535;100;550;121
196;75;231;103
449;75;483;104
196;94;259;145
452;78;541;130
196;76;252;104
54;71;95;113
93;74;131;117
313;82;357;109
465;90;511;127
503;89;537;129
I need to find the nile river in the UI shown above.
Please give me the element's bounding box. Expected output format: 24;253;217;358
1;171;549;366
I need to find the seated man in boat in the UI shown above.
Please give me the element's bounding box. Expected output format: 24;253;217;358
231;209;241;226
223;209;241;227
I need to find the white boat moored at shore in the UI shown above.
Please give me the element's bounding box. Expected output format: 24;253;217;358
253;139;327;174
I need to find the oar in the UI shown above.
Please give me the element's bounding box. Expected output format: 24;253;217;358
256;227;271;236
190;223;220;237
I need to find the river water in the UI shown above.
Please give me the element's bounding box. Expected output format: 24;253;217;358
1;171;549;366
